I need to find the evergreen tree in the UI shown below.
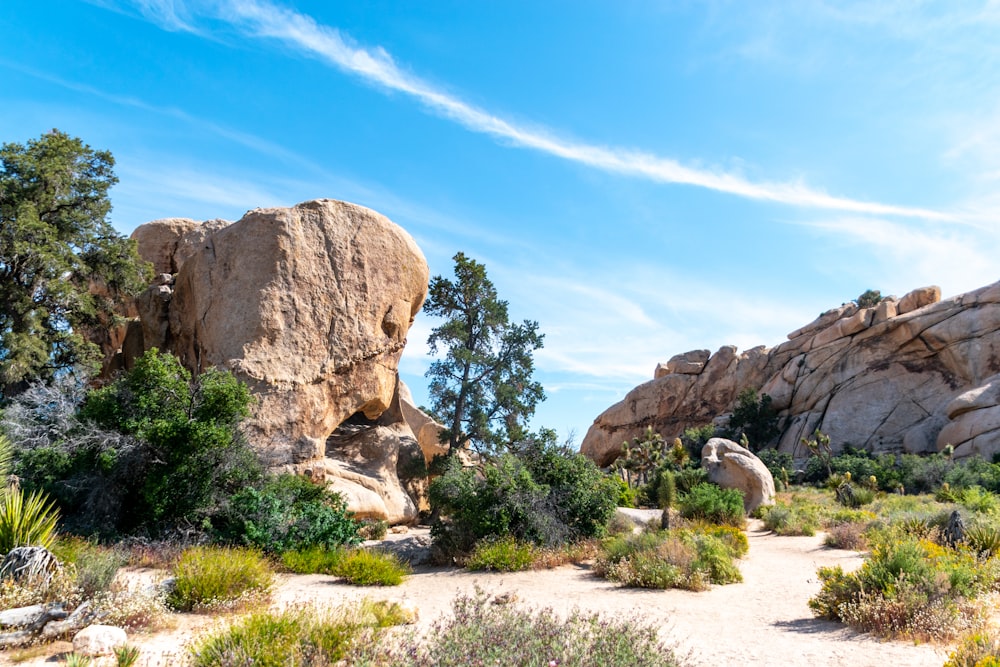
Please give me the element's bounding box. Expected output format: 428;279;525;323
0;130;149;395
424;252;545;455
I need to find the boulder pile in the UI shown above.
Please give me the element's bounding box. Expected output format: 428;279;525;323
583;282;1000;465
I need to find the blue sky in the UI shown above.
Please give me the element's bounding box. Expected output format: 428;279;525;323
4;1;1000;442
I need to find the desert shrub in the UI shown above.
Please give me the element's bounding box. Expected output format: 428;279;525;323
465;536;537;572
965;522;1000;558
0;563;81;609
91;586;168;631
895;453;953;493
0;486;59;553
280;545;345;575
612;474;639;507
680;424;716;462
515;437;619;538
678;484;745;527
429;447;616;558
358;519;388;541
333;549;410;586
597;527;743;590
383;589;685;667
724;389;780;451
6;351;262;536
756;448;793;488
168;546;273;612
957;486;1000;514
189;601;409;667
824;522;868;550
213;473;360;553
945;458;1000;494
757;502;820;536
809;537;998;640
673;467;709;494
51;537;125;597
945;630;1000;667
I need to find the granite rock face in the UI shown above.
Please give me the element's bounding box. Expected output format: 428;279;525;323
701;438;775;512
583;283;1000;465
125;199;429;522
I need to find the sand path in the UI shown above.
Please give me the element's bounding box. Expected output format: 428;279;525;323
3;521;950;666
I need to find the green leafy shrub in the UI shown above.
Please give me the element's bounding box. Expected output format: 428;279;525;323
189;601;409;667
383;590;684;667
333;549;410;586
678;484;745;527
673;467;709;494
465;536;536;572
214;473;360;553
429;445;617;558
0;487;59;553
168;546;273;612
280;545;345;575
957;486;1000;514
756;448;793;488
7;351;262;537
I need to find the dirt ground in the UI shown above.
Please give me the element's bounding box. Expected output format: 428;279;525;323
2;520;950;667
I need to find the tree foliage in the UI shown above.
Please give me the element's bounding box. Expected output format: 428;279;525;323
423;252;545;455
854;289;883;309
0;130;150;395
726;388;780;451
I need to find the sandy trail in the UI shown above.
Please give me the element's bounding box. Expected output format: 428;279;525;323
3;522;949;666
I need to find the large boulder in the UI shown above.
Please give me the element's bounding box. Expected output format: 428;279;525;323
582;282;1000;465
701;438;775;512
126;199;429;523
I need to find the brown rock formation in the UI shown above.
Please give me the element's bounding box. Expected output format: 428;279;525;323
583;283;1000;466
124;199;429;523
701;438;775;512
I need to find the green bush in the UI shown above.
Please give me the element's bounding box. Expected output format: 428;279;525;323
757;502;821;536
214;473;360;553
168;546;273;612
756;448;793;488
678;484;745;527
280;545;345;574
465;536;536;572
8;350;262;536
429;445;617;558
189;601;410;667
596;527;744;591
809;537;995;640
383;590;684;667
333;549;410;586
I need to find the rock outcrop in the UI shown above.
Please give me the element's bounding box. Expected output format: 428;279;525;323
701;438;775;512
123;199;430;523
583;282;1000;465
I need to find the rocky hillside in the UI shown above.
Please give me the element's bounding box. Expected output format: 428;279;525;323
106;199;443;524
581;282;1000;466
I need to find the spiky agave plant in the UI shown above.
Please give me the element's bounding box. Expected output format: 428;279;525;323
0;487;60;553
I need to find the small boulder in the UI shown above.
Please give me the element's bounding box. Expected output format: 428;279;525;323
72;624;127;657
701;438;776;512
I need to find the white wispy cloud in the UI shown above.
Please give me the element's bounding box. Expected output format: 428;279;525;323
115;0;951;220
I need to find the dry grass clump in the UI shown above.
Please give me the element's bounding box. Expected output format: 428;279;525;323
188;600;410;667
168;546;273;613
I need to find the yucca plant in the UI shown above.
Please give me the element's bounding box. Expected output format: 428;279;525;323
0;487;60;553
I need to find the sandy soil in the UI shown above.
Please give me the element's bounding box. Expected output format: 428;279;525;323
2;521;950;667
